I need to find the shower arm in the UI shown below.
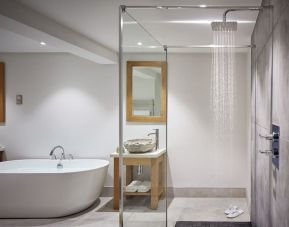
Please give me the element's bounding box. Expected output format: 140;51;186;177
223;7;262;22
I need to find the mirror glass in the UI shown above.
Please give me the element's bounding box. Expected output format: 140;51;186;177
132;66;162;116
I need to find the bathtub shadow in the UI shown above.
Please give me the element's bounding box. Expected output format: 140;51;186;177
64;198;103;217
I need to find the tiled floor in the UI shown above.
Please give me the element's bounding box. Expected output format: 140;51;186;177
0;197;250;227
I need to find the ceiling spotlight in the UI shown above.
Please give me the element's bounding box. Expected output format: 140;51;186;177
40;41;46;46
200;5;207;8
137;42;143;46
157;6;163;9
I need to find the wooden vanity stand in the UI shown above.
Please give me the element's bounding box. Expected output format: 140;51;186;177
110;148;166;210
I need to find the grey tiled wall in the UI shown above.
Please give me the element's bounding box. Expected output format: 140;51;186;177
251;0;289;226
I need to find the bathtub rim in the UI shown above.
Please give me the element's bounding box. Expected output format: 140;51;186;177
0;158;109;174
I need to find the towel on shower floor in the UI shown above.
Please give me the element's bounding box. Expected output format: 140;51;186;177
125;180;142;192
138;181;151;192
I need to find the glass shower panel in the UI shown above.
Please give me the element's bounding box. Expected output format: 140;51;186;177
119;9;167;227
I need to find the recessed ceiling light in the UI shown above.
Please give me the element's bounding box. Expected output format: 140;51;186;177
157;6;163;9
40;41;46;46
137;42;143;46
200;5;207;8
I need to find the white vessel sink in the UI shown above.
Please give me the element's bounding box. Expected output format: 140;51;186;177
124;139;155;153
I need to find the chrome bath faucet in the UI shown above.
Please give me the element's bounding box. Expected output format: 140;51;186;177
50;145;65;160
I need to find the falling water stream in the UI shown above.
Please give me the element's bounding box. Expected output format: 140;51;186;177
211;28;236;142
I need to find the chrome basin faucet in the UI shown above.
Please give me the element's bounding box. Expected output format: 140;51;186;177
148;129;159;150
50;145;65;160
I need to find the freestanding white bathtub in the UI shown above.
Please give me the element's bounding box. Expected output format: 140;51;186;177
0;159;109;218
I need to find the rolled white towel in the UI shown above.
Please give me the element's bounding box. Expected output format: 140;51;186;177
125;180;141;192
138;181;151;193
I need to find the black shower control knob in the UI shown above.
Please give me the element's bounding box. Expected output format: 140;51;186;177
272;132;279;141
272;149;279;156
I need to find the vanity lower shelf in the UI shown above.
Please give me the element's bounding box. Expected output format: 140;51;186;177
124;189;163;197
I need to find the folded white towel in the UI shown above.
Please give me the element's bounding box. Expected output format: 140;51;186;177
125;180;142;192
138;181;151;192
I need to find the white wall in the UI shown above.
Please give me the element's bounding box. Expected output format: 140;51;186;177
167;53;250;188
0;53;118;186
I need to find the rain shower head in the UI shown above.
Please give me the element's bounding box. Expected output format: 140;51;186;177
211;21;237;31
212;6;261;31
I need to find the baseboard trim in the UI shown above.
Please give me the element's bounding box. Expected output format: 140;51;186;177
101;187;246;198
167;187;246;198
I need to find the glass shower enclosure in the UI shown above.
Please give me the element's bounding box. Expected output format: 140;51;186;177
118;6;168;227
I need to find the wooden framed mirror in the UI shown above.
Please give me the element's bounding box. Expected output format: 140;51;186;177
126;61;166;122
